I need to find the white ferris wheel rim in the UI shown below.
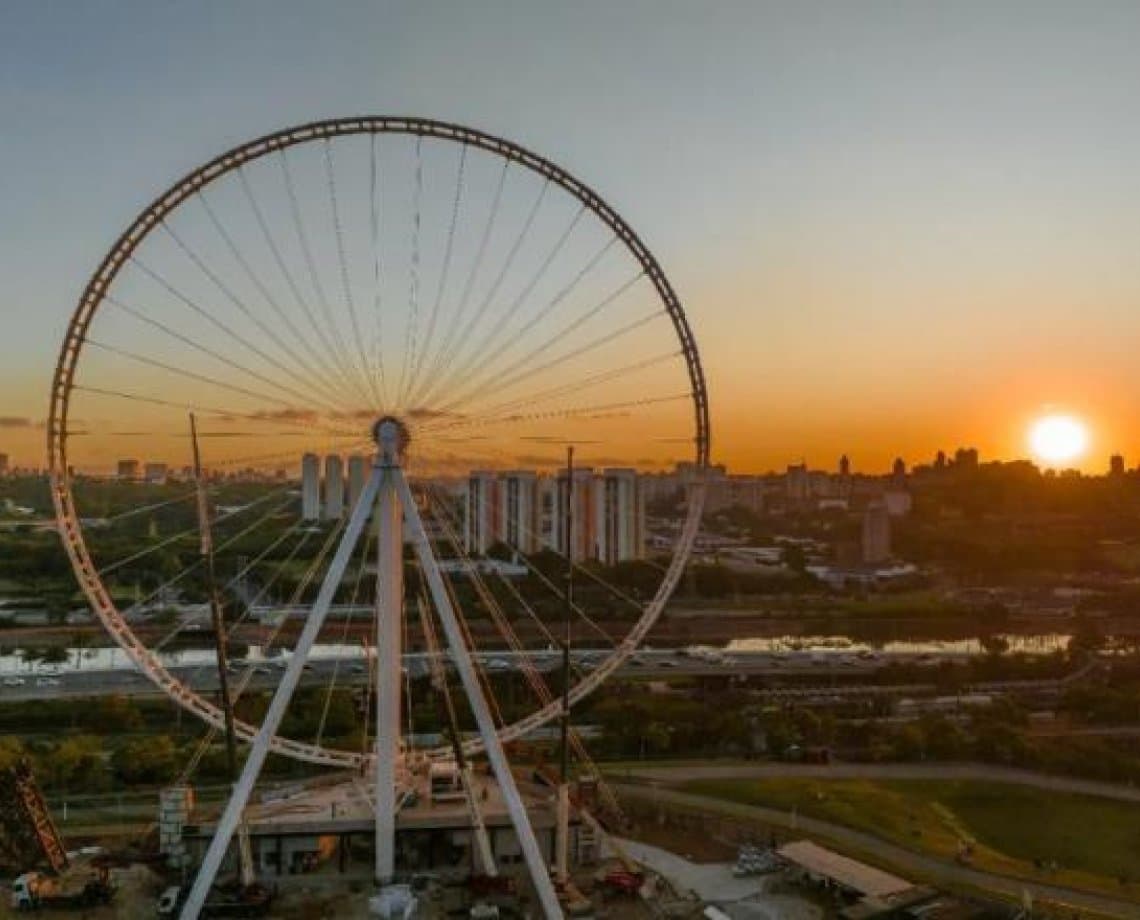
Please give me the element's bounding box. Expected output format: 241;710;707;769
48;117;710;767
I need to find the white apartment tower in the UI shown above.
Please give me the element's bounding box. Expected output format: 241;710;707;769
465;471;499;555
550;467;598;562
347;454;368;516
301;453;321;521
595;468;645;564
499;471;540;554
323;455;345;521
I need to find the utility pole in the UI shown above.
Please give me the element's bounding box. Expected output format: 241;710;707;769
556;446;574;884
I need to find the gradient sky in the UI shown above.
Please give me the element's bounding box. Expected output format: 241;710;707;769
3;1;1140;473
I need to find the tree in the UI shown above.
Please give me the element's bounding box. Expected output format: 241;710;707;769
112;735;179;785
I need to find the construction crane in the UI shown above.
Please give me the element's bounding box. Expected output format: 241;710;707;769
0;758;69;874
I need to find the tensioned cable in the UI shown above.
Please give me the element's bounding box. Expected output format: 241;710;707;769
419;204;587;408
429;179;550;400
97;486;293;577
418;158;510;396
237;165;367;405
315;529;373;747
418;351;683;434
397;137;425;409
368;132;389;408
420;236;618;409
85;338;335;419
437;307;664;417
424;485;617;645
404;143;467;403
129;253;350;416
196;189;363;409
151;516;308;655
324;138;382;410
278;151;368;401
159;220;354;413
103;293;348;418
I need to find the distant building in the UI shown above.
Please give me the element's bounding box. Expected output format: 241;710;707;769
595;468;645;564
892;457;906;479
0;453;8;475
953;447;979;470
465;471;500;555
347;454;368;515
862;500;891;564
144;462;168;485
786;463;809;505
499;471;540;554
1110;454;1125;477
301;453;321;521
117;459;140;481
324;455;345;521
552;467;598;562
934;450;947;471
838;455;850;477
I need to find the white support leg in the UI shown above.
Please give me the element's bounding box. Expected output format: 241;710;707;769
180;463;384;920
395;471;563;920
375;469;402;884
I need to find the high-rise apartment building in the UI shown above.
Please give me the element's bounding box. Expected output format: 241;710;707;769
144;462;168;485
301;453;321;521
347;454;368;515
465;471;500;555
324;455;345;521
0;453;9;476
117;459;140;481
499;471;541;554
594;468;645;564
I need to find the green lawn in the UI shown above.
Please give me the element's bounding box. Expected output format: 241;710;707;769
681;777;1140;890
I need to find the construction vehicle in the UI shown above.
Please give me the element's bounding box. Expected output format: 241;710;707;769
155;880;274;918
9;866;116;910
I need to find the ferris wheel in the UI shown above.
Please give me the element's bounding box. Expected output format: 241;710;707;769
48;118;709;916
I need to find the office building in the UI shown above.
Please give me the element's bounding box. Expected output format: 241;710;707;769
117;459;140;481
301;453;321;521
862;500;891;564
324;455;345;521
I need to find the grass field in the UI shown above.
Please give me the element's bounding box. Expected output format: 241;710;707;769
680;777;1140;897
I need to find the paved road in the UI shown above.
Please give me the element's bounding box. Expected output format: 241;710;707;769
616;761;1140;804
611;782;1140;918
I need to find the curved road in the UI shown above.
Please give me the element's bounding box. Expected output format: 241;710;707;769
608;766;1140;918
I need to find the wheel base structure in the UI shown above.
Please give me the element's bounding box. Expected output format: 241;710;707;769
179;438;562;920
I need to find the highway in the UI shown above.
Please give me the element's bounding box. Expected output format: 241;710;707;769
0;646;1087;702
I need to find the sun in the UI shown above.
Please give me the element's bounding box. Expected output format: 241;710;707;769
1029;414;1089;467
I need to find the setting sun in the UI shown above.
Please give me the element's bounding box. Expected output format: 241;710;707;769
1029;414;1089;467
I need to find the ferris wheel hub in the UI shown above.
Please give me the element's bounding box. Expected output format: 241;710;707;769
372;415;410;464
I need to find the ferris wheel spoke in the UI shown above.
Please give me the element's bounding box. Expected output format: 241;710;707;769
324;138;382;411
404;143;467;407
84;337;340;421
396;137;425;410
157;221;355;413
415;351;684;439
427;178;550;405
102;294;348;418
278;151;371;404
437;306;664;417
368;133;390;407
418;158;509;399
416;203;586;409
195;189;364;410
237;167;368;406
314;529;374;748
